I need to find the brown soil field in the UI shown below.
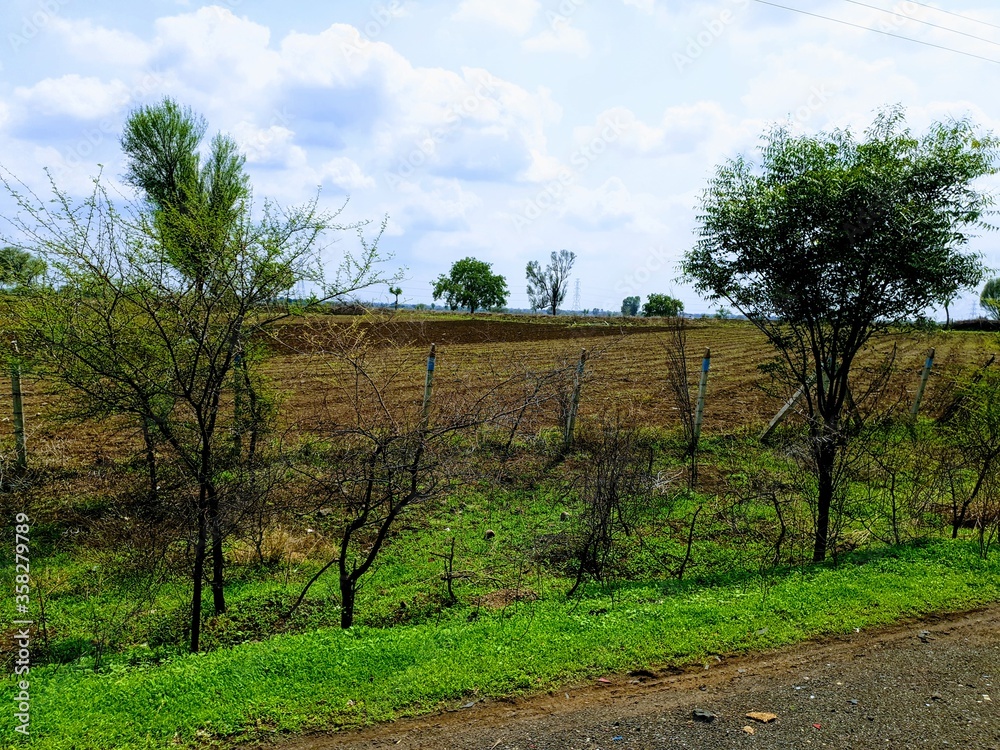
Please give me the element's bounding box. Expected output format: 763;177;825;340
2;314;996;474
263;314;997;439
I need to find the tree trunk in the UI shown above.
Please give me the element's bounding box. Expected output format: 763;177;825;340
207;481;226;615
340;574;356;629
190;496;208;652
813;438;836;563
141;419;158;506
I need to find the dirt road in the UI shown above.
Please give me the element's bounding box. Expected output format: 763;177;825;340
267;606;999;750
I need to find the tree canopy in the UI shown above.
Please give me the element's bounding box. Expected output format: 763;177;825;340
621;295;640;317
0;246;46;290
5;101;387;651
642;293;683;318
980;278;1000;320
526;249;575;315
682;106;995;561
432;257;508;313
121;97;249;292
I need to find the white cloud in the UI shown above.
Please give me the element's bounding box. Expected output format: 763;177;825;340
279;24;400;88
559;177;668;234
391;177;484;231
49;17;151;67
321;157;376;191
522;24;591;57
568;102;751;160
231;121;297;165
452;0;540;35
14;75;131;119
621;0;656;13
152;7;283;101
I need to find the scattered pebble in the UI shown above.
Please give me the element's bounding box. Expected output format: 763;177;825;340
692;709;717;723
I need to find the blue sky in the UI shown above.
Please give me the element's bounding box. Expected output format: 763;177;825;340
2;0;1000;315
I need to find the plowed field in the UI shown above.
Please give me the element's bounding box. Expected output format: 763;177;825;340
3;314;996;469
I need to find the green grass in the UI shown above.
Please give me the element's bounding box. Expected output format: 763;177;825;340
3;539;998;750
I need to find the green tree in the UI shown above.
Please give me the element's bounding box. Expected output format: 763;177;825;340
121;97;249;292
641;293;683;318
980;278;1000;320
621;295;640;317
0;247;46;291
431;257;508;313
389;285;403;309
526;249;575;316
4;109;387;652
682;107;994;562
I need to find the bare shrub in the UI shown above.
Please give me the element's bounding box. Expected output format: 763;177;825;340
567;411;654;595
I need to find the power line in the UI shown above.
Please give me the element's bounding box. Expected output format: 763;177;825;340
837;0;1000;49
752;0;1000;65
904;0;1000;33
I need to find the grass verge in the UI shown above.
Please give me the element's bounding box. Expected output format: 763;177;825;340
2;539;998;749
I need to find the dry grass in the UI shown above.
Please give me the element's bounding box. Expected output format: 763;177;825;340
228;525;339;566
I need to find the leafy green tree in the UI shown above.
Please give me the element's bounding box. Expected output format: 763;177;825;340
431;257;508;313
389;285;403;309
621;295;640;316
526;249;575;315
0;247;46;290
4;106;387;652
980;278;1000;320
642;293;683;318
431;277;460;310
121;97;249;292
682;107;994;562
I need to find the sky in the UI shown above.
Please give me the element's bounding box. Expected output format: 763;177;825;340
2;0;1000;316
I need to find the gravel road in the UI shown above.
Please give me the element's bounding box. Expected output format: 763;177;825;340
264;605;999;750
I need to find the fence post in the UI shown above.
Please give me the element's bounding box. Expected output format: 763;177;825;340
421;343;436;432
11;343;26;472
760;378;812;442
910;348;935;417
693;348;710;445
564;348;588;449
